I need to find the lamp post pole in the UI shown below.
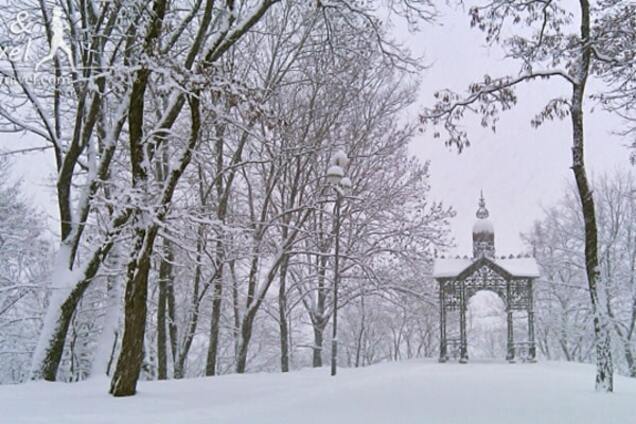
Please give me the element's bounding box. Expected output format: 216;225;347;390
331;190;342;377
325;149;350;377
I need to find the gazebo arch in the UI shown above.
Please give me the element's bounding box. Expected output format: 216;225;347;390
433;193;539;363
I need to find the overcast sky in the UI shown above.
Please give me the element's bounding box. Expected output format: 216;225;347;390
2;4;633;253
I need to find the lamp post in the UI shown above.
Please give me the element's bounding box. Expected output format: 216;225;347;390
325;150;351;377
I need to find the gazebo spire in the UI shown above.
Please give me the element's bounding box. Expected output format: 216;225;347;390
476;190;489;219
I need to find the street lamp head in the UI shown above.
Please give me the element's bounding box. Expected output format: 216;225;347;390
339;176;352;194
331;150;349;168
326;165;344;185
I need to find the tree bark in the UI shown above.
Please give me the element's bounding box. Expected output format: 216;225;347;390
110;91;200;396
156;237;173;380
35;284;85;381
110;227;153;396
355;292;365;368
32;238;117;381
235;312;255;373
312;250;329;368
570;0;613;391
312;322;325;367
205;120;229;377
109;0;171;396
278;254;290;372
231;260;241;364
205;247;225;376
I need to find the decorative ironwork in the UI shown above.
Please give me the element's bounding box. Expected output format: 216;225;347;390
443;281;461;311
473;240;495;258
508;279;531;310
463;265;506;300
438;268;535;363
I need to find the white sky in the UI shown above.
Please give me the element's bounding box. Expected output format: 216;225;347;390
2;4;633;252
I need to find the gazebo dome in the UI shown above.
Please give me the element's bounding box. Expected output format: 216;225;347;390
472;217;494;234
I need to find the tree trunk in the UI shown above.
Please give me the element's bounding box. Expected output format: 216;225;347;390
167;267;178;368
570;77;613;390
110;86;199;397
109;0;167;396
355;291;366;368
173;298;200;379
33;81;122;382
231;260;241;364
109;57;153;395
312;251;329;368
606;287;636;378
566;0;613;392
110;227;156;396
174;238;205;379
622;343;636;378
278;255;290;372
34;285;85;381
312;322;325;367
91;254;122;377
32;241;115;381
156;238;173;380
205;247;224;376
236;312;256;374
205;118;230;377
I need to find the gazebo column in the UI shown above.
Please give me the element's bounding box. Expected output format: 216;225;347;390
438;281;448;363
527;280;536;362
506;280;515;362
459;283;468;363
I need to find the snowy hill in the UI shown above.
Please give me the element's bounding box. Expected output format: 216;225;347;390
2;360;635;424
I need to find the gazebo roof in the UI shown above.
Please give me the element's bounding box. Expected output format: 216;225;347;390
433;255;540;279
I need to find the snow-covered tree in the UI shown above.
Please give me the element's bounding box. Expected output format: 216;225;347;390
0;0;442;396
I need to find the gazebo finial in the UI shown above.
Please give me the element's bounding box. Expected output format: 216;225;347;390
476;190;489;219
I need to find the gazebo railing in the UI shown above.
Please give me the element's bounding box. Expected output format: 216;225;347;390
446;337;461;360
513;341;536;362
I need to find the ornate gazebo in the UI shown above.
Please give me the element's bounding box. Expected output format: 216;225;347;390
433;193;539;363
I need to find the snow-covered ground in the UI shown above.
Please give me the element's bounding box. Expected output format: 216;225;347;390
2;360;635;424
